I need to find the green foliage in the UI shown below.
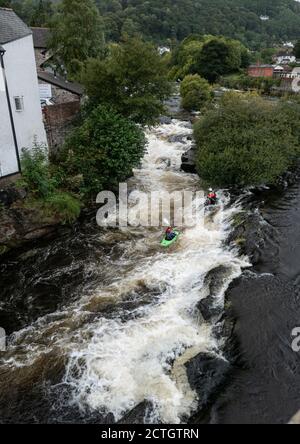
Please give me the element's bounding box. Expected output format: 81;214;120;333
59;105;146;197
48;0;105;78
180;74;213;111
80;37;172;125
20;143;56;198
45;192;81;224
220;73;280;94
170;35;249;83
20;143;81;223
194;93;300;187
194;37;248;83
294;40;300;59
95;0;300;49
4;1;54;26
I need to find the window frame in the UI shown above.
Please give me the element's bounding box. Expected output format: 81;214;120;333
14;96;24;112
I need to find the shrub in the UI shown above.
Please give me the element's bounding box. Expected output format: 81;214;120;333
220;74;280;94
20;143;81;224
59;105;146;197
180;74;213;111
20;143;56;198
45;192;81;224
194;93;300;187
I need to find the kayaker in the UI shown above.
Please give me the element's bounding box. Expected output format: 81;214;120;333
207;188;217;205
165;227;176;241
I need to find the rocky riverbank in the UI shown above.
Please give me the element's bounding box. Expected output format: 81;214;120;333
190;169;300;424
0;184;74;256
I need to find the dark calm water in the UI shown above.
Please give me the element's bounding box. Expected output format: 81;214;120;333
208;183;300;424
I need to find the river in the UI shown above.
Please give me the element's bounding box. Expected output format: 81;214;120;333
207;182;300;424
0;119;249;424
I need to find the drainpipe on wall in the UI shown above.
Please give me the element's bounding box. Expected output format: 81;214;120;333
0;45;21;174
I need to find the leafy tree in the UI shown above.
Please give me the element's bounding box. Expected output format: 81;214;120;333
59;105;146;197
194;93;300;187
194;37;244;83
294;40;300;59
95;0;300;50
180;74;213;111
80;37;172;125
48;0;105;78
170;35;249;82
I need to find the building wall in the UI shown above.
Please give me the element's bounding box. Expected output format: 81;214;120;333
43;101;80;154
248;67;274;78
34;48;46;71
3;35;47;154
0;67;19;177
38;79;80;104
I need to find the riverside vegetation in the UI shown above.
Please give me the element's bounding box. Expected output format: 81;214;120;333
2;0;300;254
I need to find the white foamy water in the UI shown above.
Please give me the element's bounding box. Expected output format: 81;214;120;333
1;120;249;423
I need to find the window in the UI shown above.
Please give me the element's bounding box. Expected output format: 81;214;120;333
14;96;24;112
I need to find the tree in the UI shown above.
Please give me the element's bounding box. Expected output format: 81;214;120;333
194;93;300;187
48;0;105;78
193;37;243;83
59;105;146;197
180;74;213;111
80;37;172;125
170;35;249;83
294;40;300;59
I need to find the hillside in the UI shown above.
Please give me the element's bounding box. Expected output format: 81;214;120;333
96;0;300;48
4;0;300;49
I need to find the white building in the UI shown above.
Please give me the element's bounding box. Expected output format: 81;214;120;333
275;53;296;65
0;8;47;179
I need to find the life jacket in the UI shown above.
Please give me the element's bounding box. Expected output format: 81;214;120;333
208;192;216;199
166;227;173;233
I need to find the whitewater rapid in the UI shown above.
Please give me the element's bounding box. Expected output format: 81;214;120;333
0;120;248;424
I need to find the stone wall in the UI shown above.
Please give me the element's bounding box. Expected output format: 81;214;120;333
38;79;79;104
42;101;80;154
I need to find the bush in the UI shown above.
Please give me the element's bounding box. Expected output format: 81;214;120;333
80;37;172;125
20;143;56;198
20;143;81;224
45;192;81;224
194;93;300;187
180;74;213;111
220;74;280;94
59;105;146;197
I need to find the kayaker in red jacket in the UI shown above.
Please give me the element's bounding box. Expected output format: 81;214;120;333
207;188;217;205
165;227;176;241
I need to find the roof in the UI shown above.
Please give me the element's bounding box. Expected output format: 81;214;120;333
31;27;50;49
38;71;84;96
248;64;274;69
0;8;32;45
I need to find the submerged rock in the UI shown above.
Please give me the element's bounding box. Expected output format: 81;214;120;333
186;353;230;411
181;146;197;174
159;116;172;125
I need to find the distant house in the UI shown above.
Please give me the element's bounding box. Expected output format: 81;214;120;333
273;65;292;79
0;8;47;179
247;64;274;78
291;67;300;93
275;52;296;65
31;26;83;105
31;26;51;68
30;27;83;151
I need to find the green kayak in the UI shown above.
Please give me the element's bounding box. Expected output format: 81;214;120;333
160;231;180;248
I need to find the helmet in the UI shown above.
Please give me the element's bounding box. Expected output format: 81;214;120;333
209;188;213;192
